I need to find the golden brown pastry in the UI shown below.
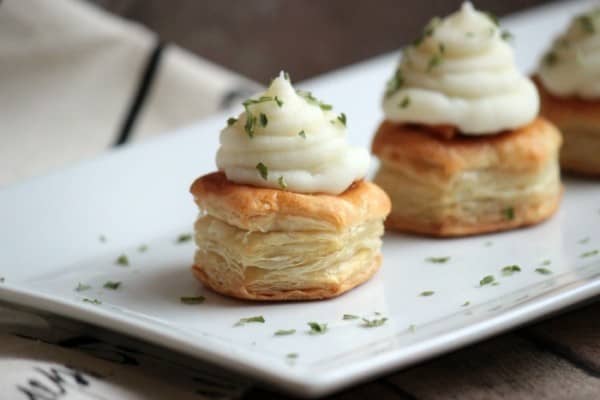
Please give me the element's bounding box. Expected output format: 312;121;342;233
190;72;390;300
190;172;390;300
534;7;600;176
372;2;562;236
372;118;562;236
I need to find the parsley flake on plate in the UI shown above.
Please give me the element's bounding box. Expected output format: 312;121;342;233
362;318;387;328
343;314;360;320
235;316;265;326
115;254;129;267
420;291;435;297
479;275;495;286
83;298;101;305
307;322;327;334
176;233;193;243
103;281;121;290
180;296;206;304
501;265;521;276
274;329;296;336
75;283;91;292
426;256;450;264
535;268;552;275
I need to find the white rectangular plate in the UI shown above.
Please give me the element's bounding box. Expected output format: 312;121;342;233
1;1;599;397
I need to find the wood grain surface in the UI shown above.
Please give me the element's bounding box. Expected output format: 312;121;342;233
91;1;600;398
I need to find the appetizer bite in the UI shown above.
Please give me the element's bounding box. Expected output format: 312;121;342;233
190;72;390;301
535;7;600;176
372;1;562;237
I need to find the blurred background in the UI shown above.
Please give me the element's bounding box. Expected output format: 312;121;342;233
93;0;551;82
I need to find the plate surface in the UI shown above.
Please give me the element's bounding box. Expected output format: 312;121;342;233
1;1;599;397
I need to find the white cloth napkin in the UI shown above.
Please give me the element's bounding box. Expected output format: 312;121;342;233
0;0;258;398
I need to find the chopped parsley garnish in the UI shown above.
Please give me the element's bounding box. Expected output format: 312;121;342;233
286;353;298;359
83;298;101;305
419;291;435;297
298;130;306;139
337;113;347;126
180;296;206;304
543;52;558;67
580;250;599;258
103;281;121;290
485;11;499;26
138;244;148;253
427;54;443;72
501;30;514;41
296;90;332;111
503;207;515;220
307;322;328;334
479;275;495;286
426;256;450;264
577;14;595;34
277;176;287;190
75;283;91;292
535;268;552;275
176;233;192;243
408;324;416;333
399;96;411;108
242;96;283;137
384;69;404;98
501;265;521;276
99;235;107;243
274;329;296;336
256;162;268;180
540;259;551;266
414;16;441;46
115;254;129;267
259;113;268;127
235;316;265;326
461;301;471;307
227;117;237;126
578;237;590;244
343;314;360;320
362;318;387;328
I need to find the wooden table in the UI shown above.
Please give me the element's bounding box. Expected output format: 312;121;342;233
94;1;600;398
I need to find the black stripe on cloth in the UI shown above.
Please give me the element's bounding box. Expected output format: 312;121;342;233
113;40;164;146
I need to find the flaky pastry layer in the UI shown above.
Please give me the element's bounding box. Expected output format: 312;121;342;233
372;117;562;236
534;76;600;176
190;172;390;232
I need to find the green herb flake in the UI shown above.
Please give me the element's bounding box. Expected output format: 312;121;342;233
426;256;450;264
296;89;332;111
235;316;265;326
540;259;551;266
307;322;328;334
259;113;268;127
535;268;552;275
384;69;405;98
479;275;495;287
176;233;193;243
337;113;347;126
343;314;360;320
414;16;441;46
501;30;514;41
399;96;411;108
501;265;521;276
461;301;471;307
103;281;121;290
362;318;387;328
75;283;91;292
286;352;298;359
227;117;237;126
180;296;206;304
298;130;306;139
419;291;435;297
408;324;416;333
427;54;443;72
543;52;559;67
580;250;599;258
578;237;590;244
277;176;287;190
274;96;284;107
138;244;148;253
486;11;499;26
274;329;296;336
115;254;129;267
256;162;268;180
577;14;595;34
83;298;101;305
503;207;515;220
